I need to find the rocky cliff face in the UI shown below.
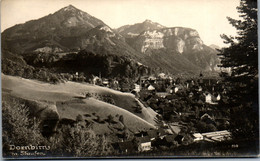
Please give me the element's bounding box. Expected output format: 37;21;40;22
116;19;165;38
118;25;220;72
2;5;221;74
133;27;204;54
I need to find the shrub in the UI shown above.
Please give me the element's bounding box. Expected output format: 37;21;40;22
2;101;47;157
85;92;92;98
49;123;112;157
49;73;60;84
101;96;115;105
119;115;124;124
2;99;113;157
107;115;114;123
76;114;84;122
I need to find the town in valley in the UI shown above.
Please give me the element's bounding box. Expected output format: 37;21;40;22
1;0;258;158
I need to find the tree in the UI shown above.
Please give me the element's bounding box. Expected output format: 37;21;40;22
49;73;60;84
24;67;34;79
2;101;47;157
206;124;217;132
50;123;112;157
125;64;132;77
119;115;124;124
76;114;83;122
196;121;207;133
107;114;114;123
218;0;258;142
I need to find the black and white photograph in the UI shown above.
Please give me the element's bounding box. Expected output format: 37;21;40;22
1;0;259;159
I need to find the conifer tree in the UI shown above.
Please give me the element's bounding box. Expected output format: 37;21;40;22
218;0;258;142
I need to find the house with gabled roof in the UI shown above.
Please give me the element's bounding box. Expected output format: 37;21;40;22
192;133;204;141
147;84;155;91
156;92;170;98
201;130;231;142
204;92;218;104
148;75;157;81
216;93;221;101
133;83;141;92
158;73;167;79
92;75;102;85
200;113;216;125
201;113;213;120
174;86;179;93
102;78;109;87
135;136;152;152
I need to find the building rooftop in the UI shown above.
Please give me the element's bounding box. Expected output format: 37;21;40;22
193;133;203;138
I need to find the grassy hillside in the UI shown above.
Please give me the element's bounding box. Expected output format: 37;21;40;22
2;74;156;140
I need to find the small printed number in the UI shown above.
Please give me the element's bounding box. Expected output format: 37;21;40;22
232;144;238;148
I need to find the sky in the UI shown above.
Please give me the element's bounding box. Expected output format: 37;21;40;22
1;0;241;47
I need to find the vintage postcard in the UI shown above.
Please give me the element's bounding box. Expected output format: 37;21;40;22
1;0;259;159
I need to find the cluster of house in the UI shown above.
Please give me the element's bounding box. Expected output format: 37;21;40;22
113;125;231;154
61;72;119;88
131;72;226;105
70;72;226;106
77;73;232;153
113;126;184;154
129;73;231;129
192;130;231;142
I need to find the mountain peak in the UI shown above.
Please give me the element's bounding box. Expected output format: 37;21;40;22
116;19;165;38
144;19;153;23
50;5;105;28
142;19;164;28
62;5;78;11
2;4;107;53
